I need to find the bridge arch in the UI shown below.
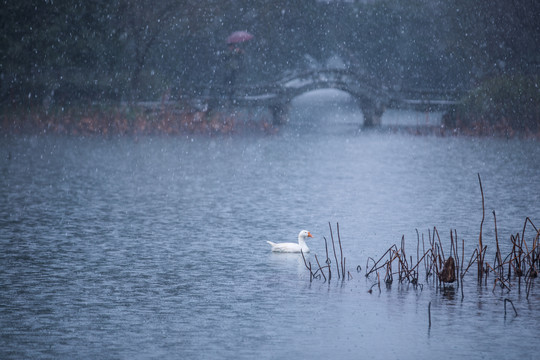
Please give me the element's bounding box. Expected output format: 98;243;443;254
286;88;364;125
275;70;387;126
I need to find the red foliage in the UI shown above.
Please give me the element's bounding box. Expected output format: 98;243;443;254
0;104;277;136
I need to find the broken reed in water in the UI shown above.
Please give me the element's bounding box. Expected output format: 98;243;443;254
301;222;352;282
304;174;540;299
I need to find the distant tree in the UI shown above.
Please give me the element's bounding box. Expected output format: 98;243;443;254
443;0;540;82
111;0;187;100
441;0;540;131
3;0;537;108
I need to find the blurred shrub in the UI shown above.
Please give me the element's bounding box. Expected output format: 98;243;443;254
444;74;540;132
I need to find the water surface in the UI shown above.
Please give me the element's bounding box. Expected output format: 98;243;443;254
2;91;540;359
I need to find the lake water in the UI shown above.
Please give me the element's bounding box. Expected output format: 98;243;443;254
2;90;540;359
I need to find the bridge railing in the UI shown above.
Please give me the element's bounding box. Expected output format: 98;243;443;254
387;87;464;111
177;68;465;112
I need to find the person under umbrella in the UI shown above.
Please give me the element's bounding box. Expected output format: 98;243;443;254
223;31;253;99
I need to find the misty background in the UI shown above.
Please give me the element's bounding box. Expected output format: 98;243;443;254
2;0;539;107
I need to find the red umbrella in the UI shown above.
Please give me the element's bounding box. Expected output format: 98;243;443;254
226;31;254;44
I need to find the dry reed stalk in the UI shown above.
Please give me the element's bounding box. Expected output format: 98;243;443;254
428;301;432;327
422;234;433;280
478;173;486;284
511;234;525;289
451;230;461;290
408;249;433;280
368;272;381;294
493;277;511;292
329;223;341;279
462;247;481;278
337;223;345;279
400;236;411;282
493;211;504;278
366;245;398;277
426;229;440;286
416;229;421;269
526;268;535;298
310;262;318;280
385;258;393;285
301;249;315;282
461;238;465;299
434;227;445;261
395;250;415;283
314;254;327;282
504;298;518;317
324;236;332;281
432;245;442;287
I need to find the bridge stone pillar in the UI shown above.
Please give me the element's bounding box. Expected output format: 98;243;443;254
362;101;385;127
270;103;288;126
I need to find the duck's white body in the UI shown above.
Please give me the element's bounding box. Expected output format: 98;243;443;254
267;230;313;253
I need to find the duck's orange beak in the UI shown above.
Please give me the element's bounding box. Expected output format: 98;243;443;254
308;232;313;238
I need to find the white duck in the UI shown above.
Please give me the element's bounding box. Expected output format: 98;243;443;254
267;230;313;253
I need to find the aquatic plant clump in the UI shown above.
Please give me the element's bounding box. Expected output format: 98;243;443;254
301;222;352;282
306;175;540;301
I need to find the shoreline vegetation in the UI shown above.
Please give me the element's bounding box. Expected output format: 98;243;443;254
2;103;539;139
439;74;540;140
0;103;278;137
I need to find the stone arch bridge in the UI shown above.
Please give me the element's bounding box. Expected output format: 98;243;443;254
188;69;462;126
